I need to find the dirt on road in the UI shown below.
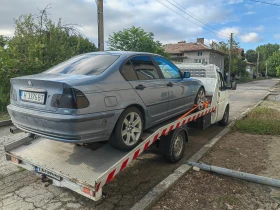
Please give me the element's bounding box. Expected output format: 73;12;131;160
153;132;280;210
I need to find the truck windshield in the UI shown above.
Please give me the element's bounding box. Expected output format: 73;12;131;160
45;54;119;75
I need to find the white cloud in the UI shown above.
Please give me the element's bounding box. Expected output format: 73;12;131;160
204;38;219;46
249;25;264;32
274;34;280;39
227;0;243;4
218;27;241;39
0;28;14;37
244;11;256;15
239;32;264;43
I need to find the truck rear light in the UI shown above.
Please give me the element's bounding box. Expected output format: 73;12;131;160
11;156;21;164
80;186;95;196
51;87;89;109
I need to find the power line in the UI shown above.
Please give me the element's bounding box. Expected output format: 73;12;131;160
247;0;280;6
156;0;230;38
169;0;230;37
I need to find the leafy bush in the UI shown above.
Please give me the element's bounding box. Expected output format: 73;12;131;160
0;8;97;112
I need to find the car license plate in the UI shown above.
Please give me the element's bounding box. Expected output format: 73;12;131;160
20;91;45;104
35;166;62;181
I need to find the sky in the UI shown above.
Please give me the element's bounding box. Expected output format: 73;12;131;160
0;0;279;51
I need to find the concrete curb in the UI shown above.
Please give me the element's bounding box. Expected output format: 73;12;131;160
131;90;272;210
0;120;12;127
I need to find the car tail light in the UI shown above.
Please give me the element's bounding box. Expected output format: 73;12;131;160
51;87;89;109
10;84;17;101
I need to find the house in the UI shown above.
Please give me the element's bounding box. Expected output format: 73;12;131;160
245;61;255;78
164;38;226;75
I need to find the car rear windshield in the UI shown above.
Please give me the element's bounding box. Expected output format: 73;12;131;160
45;54;119;75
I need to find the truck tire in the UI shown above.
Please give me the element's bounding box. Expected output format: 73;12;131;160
218;105;229;126
195;87;206;111
109;107;143;151
164;129;186;163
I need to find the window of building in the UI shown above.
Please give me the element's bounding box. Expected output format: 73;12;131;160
197;52;203;56
130;56;160;80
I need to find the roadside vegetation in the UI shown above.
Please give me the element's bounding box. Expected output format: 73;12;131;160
234;101;280;135
0;6;98;112
0;112;10;121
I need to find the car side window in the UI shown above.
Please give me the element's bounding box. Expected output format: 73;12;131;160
121;60;138;81
154;56;181;79
130;56;160;80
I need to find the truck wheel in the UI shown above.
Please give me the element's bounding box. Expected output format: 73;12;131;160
195;87;205;111
164;129;186;163
109;107;143;151
218;105;229;126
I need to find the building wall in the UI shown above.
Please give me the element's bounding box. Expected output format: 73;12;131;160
183;51;210;64
246;65;254;78
181;51;224;75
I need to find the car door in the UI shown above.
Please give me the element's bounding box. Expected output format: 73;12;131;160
153;56;194;116
216;72;229;121
122;56;169;122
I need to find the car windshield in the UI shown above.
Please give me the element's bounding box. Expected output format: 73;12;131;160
45;54;119;75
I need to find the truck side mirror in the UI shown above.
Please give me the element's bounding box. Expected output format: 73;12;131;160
231;81;237;90
184;72;191;78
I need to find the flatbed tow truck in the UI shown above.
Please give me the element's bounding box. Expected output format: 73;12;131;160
4;64;236;201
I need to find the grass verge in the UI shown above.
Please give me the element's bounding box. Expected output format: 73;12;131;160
234;101;280;135
0;112;10;121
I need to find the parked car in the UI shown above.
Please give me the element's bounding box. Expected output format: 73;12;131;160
8;51;205;150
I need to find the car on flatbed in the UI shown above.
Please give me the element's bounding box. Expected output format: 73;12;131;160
8;51;205;150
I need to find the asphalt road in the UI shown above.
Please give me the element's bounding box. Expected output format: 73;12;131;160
0;79;279;210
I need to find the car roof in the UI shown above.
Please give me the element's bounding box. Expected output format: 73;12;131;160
85;51;160;57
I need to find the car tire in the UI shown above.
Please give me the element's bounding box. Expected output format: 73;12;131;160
164;129;186;163
194;87;206;111
218;105;229;126
109;107;143;151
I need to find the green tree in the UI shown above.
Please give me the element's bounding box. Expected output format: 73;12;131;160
0;8;97;111
267;51;280;77
256;43;280;74
212;40;246;77
245;49;257;63
107;26;169;57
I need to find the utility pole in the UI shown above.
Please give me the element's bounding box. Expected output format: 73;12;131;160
256;51;259;78
228;33;233;84
97;0;104;51
265;63;268;78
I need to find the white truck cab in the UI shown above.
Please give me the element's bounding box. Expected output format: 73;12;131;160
176;63;236;126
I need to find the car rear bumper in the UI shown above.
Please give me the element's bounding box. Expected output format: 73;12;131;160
7;104;123;143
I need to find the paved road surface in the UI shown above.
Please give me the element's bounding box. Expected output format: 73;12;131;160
0;79;278;210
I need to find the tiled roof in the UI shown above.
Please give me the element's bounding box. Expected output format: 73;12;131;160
164;42;226;55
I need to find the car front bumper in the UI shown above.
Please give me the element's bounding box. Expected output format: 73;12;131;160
7;104;123;143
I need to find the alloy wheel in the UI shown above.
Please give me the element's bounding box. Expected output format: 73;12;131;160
121;112;142;146
197;89;205;110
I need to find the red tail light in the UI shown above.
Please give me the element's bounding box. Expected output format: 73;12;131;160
51;87;89;109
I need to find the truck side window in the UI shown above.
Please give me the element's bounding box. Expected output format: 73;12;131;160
218;73;225;91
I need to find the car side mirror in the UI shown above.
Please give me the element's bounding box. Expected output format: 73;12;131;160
184;72;191;78
226;81;237;90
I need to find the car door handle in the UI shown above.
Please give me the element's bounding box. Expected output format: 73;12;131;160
167;82;173;87
135;84;146;90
